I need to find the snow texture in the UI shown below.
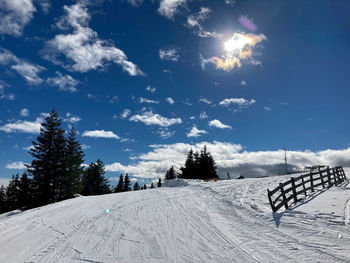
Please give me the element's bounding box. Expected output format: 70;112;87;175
0;169;350;262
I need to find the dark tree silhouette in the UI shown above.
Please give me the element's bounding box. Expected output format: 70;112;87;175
133;182;140;191
123;174;131;192
165;166;176;180
157;178;162;187
81;159;110;195
114;174;124;193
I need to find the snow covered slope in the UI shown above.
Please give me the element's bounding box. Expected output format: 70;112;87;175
1;170;350;262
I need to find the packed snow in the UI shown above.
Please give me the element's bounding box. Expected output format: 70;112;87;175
0;169;350;262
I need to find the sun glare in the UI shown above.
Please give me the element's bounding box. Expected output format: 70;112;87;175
224;34;251;52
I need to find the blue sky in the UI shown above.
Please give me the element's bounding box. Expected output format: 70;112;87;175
1;0;350;185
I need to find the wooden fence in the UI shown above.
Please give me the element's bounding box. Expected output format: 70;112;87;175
267;166;347;213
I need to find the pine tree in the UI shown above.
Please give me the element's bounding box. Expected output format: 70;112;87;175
0;185;7;213
179;149;196;179
114;174;124;193
123;174;131;192
6;174;20;210
65;127;84;198
133;182;140;191
198;146;218;180
27;109;67;206
157;178;162;187
18;172;31;209
81;159;110;195
165;166;176;180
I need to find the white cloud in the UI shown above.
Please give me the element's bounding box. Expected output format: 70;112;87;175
166;97;175;104
120;109;132;119
157;128;175;139
129;111;182;127
105;141;350;179
264;106;272;111
82;130;120;139
0;177;11;187
187;125;207;138
64;112;81;123
126;0;143;7
158;0;188;20
159;48;180;62
44;2;144;76
240;80;247;86
209;119;231;129
219;98;256;107
47;71;79;93
139;97;160;104
0;81;14;100
146;85;156;93
0;0;36;36
81;144;91;150
20;108;29;117
186;7;222;39
11;61;45;85
0;117;42;133
5;161;27;169
224;0;235;6
199;111;208;119
198;97;212;105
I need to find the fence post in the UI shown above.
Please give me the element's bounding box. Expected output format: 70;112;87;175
291;177;298;204
327;167;332;187
267;189;275;213
301;177;307;196
280;183;288;209
342;167;347;180
320;170;325;189
310;173;314;192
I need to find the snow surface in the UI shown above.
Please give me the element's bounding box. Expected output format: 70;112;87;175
1;169;350;262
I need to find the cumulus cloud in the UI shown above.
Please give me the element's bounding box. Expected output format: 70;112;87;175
105;141;350;179
0;81;14;100
219;97;256;108
166;97;175;104
158;0;188;20
186;7;222;39
240;80;247;86
126;0;143;7
82;130;120;139
198;97;212;105
47;71;80;93
129;111;182;127
187;125;207;138
44;2;144;76
209;119;231;129
157;127;176;139
146;85;156;93
20;108;29;117
224;0;235;6
5;161;27;169
11;61;45;85
139;97;160;104
0;0;36;36
201;32;267;71
63;112;81;123
0;47;45;85
0;117;42;133
199;111;208;119
159;48;180;62
120;109;132;119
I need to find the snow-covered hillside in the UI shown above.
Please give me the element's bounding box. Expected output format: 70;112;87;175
1;170;350;262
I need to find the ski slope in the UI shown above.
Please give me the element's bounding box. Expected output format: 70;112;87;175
1;170;350;262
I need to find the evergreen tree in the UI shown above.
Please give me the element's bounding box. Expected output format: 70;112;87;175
65;127;84;198
133;182;140;191
165;166;176;180
6;174;20;210
81;159;110;195
123;174;131;192
0;185;7;213
114;174;124;193
157;178;162;187
150;182;154;189
179;149;196;179
198;146;218;180
27;109;67;206
18;172;31;209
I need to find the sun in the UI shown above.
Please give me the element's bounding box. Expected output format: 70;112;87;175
224;33;251;52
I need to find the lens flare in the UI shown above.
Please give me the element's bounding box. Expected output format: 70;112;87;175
224;34;251;52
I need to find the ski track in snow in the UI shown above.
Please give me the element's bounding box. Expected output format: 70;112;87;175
0;169;350;262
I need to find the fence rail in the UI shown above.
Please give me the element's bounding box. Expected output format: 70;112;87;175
267;166;347;213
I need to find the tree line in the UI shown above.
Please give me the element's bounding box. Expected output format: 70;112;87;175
0;109;161;214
